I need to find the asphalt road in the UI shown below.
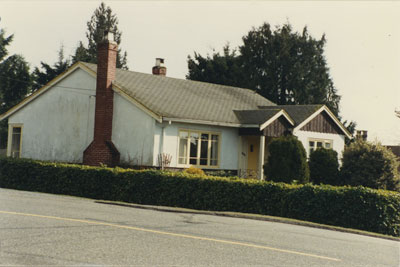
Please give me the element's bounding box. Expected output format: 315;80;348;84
0;188;399;266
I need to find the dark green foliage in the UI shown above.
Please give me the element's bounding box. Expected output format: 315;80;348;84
72;2;128;69
1;157;400;236
264;136;309;183
0;18;13;62
0;54;31;114
187;22;341;116
187;45;245;88
32;45;70;92
309;148;339;185
341;140;400;191
0;18;32;148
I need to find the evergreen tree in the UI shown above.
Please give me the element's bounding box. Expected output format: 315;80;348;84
0;55;31;113
0;18;13;62
32;45;70;91
0;18;32;149
72;2;128;69
187;22;341;116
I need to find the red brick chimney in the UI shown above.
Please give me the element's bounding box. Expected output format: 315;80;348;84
152;58;166;76
83;31;120;166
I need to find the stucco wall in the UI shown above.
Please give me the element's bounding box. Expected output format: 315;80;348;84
294;130;345;160
8;68;96;162
153;122;239;170
112;93;155;166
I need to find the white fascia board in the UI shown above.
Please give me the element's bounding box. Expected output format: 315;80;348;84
162;117;258;128
294;105;352;138
80;63;163;123
259;110;295;131
0;62;84;121
112;83;162;123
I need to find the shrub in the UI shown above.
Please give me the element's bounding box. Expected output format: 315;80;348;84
183;166;205;176
341;140;400;191
264;135;309;183
1;157;400;236
309;148;339;185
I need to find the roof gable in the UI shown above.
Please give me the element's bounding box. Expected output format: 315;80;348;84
259;104;351;138
300;111;344;135
0;62;86;121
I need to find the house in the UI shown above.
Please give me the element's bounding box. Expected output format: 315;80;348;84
0;32;351;179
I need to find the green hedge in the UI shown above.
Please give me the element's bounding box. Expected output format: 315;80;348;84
1;157;400;236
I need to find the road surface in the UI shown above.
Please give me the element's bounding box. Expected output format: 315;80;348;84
0;188;398;266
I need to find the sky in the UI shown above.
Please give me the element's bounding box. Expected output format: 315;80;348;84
1;0;399;145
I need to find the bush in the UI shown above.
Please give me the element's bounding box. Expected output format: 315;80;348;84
264;135;309;183
341;140;400;191
309;148;339;185
183;166;205;176
1;157;400;236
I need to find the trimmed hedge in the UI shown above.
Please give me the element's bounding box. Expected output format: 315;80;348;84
264;135;309;183
1;157;400;236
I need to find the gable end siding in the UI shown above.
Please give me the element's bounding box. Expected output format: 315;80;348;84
300;111;343;135
263;116;292;137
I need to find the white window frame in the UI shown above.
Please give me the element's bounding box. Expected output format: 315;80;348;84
308;138;333;155
7;123;23;158
178;129;221;168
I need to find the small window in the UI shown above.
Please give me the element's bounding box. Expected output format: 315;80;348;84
10;126;22;158
308;138;333;155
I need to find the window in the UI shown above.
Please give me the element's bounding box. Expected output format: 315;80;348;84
9;126;22;158
309;138;333;155
178;130;220;167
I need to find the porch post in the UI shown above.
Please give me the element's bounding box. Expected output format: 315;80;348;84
258;135;265;180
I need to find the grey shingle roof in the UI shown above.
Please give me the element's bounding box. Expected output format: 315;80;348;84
233;109;281;125
259;105;323;126
82;62;275;124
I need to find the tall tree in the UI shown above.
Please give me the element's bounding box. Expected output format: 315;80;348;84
32;45;70;91
0;18;32;148
187;22;341;116
0;18;13;62
0;55;31;113
72;2;128;69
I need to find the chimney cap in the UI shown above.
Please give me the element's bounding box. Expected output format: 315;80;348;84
102;30;116;43
155;58;165;67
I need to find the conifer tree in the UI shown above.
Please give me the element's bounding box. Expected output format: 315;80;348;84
72;2;128;69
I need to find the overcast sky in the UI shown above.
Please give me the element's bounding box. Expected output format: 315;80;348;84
1;0;399;145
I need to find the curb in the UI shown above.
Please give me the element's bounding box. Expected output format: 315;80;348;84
95;200;400;242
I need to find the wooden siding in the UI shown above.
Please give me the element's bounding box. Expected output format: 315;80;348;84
263;116;292;137
239;115;292;137
300;111;343;134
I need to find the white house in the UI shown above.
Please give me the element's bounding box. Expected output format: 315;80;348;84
0;33;351;179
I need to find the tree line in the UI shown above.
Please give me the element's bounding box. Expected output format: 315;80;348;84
1;2;358;148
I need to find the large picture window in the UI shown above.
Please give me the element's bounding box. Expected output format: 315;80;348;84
178;130;220;167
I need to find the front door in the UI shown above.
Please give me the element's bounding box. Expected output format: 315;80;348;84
247;136;259;178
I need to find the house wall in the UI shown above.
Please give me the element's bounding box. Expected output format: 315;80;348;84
153;122;239;170
8;68;96;162
294;130;345;160
112;93;155;166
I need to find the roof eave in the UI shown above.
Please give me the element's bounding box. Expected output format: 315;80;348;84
162;117;258;128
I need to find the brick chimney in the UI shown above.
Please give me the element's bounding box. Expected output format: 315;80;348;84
152;58;166;76
83;31;120;166
356;130;368;141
